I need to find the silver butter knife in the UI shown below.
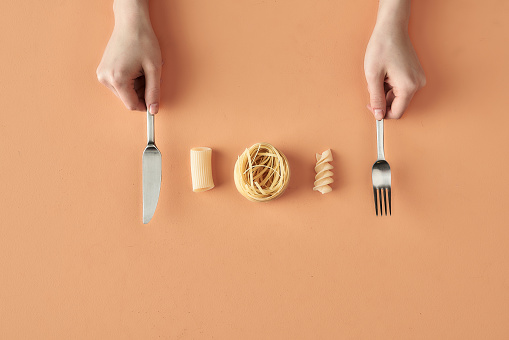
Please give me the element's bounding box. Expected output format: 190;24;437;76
142;109;161;224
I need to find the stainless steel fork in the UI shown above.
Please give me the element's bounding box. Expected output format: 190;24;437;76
372;119;392;216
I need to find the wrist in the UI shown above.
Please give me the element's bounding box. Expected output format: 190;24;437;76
375;0;411;31
113;0;151;28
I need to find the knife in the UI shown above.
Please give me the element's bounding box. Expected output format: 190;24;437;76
142;109;162;224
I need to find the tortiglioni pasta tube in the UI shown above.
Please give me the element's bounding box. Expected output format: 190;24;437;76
190;147;214;192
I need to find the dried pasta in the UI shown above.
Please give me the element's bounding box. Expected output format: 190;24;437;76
313;149;333;194
234;143;290;202
190;147;214;192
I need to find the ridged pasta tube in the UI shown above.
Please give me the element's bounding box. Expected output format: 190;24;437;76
190;147;214;192
313;149;333;194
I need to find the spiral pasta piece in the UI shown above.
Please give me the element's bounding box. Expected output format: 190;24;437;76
234;143;290;202
313;149;333;194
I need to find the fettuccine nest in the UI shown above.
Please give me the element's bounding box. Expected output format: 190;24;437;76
234;143;290;202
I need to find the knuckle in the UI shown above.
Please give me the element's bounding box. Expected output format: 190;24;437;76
110;79;121;88
367;84;383;95
110;78;121;88
110;76;124;88
401;80;419;96
125;102;138;111
410;80;420;92
97;74;105;84
145;87;160;98
369;94;385;104
144;62;162;73
111;70;129;87
96;68;106;84
406;73;427;93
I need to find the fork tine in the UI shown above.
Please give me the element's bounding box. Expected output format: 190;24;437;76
378;188;383;217
388;187;392;215
382;188;387;216
373;187;378;216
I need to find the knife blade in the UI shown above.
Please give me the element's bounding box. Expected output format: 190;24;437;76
142;109;161;224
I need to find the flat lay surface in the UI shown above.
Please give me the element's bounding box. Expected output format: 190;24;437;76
1;0;509;338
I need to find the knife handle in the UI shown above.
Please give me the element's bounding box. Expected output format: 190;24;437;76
147;109;155;145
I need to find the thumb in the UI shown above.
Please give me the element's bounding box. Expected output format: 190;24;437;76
143;64;162;115
367;73;386;120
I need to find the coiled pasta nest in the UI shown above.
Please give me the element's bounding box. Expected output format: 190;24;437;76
234;143;290;202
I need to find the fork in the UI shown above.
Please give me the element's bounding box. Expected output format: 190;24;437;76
372;119;391;216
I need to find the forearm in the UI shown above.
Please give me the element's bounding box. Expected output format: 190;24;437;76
113;0;151;27
376;0;411;31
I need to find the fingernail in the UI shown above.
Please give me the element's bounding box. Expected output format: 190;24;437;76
374;109;383;120
149;103;159;115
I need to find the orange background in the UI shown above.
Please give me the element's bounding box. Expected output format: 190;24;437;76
1;0;509;338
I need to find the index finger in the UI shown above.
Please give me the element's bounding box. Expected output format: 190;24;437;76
386;90;415;119
116;83;146;112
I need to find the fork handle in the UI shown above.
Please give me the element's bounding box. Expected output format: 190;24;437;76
376;119;385;160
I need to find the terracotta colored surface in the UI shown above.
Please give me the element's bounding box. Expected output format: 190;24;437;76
1;0;509;338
